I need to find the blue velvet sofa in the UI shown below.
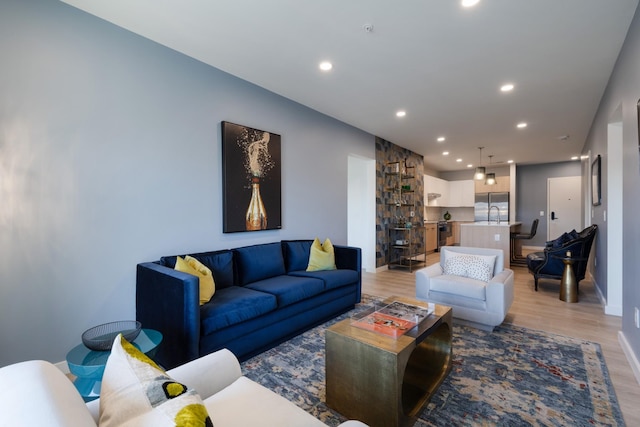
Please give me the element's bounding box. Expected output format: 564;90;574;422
136;240;362;369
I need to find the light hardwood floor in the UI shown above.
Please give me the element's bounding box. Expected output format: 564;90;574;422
362;252;640;426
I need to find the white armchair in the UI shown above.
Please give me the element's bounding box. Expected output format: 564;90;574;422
415;246;514;331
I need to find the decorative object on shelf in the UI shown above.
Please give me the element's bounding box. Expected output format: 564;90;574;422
221;121;282;233
81;321;142;351
474;147;486;180
443;211;452;221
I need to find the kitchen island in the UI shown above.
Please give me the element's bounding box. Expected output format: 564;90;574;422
460;222;521;268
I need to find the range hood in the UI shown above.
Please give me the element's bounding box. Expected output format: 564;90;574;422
427;193;441;200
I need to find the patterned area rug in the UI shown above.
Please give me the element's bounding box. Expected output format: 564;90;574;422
241;295;624;426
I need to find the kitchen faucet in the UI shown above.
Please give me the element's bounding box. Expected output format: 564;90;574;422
489;205;501;224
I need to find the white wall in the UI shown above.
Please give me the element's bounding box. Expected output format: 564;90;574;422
0;0;374;366
348;156;376;272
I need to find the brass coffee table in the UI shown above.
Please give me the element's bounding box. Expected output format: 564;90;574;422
325;296;452;427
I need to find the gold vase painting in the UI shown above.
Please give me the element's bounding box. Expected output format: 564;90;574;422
222;122;282;233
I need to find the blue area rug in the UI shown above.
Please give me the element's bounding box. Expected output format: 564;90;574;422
241;295;624;426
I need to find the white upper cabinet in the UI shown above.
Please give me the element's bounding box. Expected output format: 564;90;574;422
447;180;475;207
424;176;474;207
424;175;449;206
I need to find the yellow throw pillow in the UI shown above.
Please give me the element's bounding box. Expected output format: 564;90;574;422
306;238;337;271
99;334;212;427
175;256;215;305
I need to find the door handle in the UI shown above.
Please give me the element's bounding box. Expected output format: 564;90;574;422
551;211;558;220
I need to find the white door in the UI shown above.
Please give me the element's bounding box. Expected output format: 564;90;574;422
547;176;582;240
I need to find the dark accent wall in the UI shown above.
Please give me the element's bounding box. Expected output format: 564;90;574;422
375;137;424;268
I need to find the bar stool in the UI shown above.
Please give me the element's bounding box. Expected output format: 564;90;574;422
510;219;538;265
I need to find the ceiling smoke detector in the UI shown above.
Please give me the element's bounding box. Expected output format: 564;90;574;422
363;24;374;33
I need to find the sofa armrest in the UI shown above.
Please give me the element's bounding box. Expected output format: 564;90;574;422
415;263;443;300
167;349;242;399
334;245;361;271
136;262;201;369
0;360;97;427
485;269;515;315
334;245;362;301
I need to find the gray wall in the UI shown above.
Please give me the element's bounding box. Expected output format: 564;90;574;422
0;0;374;366
581;4;640;364
515;162;582;247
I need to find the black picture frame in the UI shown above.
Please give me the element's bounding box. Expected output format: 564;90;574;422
591;154;601;206
221;121;282;233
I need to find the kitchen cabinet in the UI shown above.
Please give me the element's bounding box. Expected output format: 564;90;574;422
425;223;437;252
450;221;473;245
475;175;510;193
425;176;474;207
424;175;449;206
447;180;474;207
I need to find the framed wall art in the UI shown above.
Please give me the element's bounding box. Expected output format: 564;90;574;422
221;121;282;233
591;154;601;206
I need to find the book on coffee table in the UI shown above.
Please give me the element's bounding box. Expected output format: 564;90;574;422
351;301;433;338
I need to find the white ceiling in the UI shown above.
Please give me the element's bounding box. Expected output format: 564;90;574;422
60;0;639;172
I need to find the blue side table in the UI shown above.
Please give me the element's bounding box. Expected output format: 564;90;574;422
66;328;162;401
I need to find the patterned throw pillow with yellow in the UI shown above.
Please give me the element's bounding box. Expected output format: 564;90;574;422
99;334;212;427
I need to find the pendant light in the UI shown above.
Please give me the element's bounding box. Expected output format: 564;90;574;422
474;147;486;180
485;155;496;185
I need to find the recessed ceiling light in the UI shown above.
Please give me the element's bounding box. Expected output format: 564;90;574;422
456;158;462;162
500;83;514;92
319;61;333;71
467;164;473;168
461;0;480;7
507;160;514;164
437;136;446;142
442;151;449;156
517;122;527;128
396;110;406;117
571;156;579;160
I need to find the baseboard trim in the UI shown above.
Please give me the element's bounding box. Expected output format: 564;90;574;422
618;331;640;386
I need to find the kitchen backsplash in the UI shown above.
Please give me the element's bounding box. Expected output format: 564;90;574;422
425;207;474;222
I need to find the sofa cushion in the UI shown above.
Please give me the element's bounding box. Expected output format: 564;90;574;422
175;256;215;305
282;240;313;272
443;255;493;282
99;335;211;427
200;286;277;336
289;269;359;291
161;250;235;289
234;243;286;285
245;275;325;307
430;275;487;301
